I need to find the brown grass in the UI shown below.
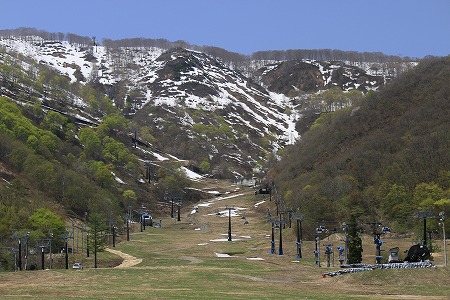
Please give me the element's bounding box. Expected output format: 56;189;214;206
1;182;449;299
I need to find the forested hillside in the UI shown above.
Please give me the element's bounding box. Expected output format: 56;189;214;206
0;95;136;220
271;56;450;233
0;92;195;261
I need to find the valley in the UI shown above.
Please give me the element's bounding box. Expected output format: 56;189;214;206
0;178;448;299
0;29;449;299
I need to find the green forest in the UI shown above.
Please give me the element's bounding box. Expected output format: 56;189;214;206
270;56;450;235
0;55;195;270
0;91;195;269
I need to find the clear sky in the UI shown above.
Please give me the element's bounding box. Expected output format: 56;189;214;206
1;0;449;58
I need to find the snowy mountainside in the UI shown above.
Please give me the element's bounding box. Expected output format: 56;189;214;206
140;48;297;137
0;36;401;178
0;36;96;82
129;47;299;176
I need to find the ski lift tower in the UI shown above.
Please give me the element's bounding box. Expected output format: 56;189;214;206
367;222;383;264
268;217;287;255
268;217;280;254
176;197;183;222
226;206;236;241
418;211;434;247
293;212;304;259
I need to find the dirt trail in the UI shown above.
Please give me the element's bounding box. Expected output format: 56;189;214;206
105;248;142;268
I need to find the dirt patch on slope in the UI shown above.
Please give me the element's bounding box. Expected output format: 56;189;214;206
105;248;142;268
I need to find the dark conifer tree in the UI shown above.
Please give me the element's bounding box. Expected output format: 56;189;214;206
347;214;363;264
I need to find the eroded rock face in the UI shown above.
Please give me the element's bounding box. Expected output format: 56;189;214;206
256;60;387;95
258;61;324;94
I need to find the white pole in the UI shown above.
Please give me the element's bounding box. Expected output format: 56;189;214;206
440;212;447;267
72;221;75;255
443;220;447;266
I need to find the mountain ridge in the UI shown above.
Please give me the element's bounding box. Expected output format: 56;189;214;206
0;32;415;178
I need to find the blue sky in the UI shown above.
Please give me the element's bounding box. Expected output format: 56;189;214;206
1;0;449;58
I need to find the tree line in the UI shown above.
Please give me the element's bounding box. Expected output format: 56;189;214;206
103;37;412;64
0;27;93;46
251;49;413;63
1;27;414;64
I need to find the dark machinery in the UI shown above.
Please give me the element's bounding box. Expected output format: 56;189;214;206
403;244;431;262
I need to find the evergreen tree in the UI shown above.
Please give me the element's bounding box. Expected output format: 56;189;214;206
347;214;363;263
88;213;108;268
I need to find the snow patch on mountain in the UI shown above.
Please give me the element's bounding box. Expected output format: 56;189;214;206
1;36;410;173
